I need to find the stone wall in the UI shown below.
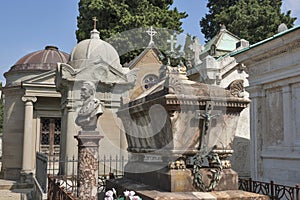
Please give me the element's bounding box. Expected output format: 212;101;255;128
234;26;300;186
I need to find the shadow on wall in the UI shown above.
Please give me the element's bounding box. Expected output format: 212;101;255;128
230;136;250;178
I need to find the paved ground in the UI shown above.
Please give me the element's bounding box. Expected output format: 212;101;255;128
0;190;26;200
0;179;32;200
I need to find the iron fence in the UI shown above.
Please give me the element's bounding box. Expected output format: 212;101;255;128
48;175;77;200
35;152;127;199
239;178;300;200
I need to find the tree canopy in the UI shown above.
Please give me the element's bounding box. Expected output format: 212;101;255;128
200;0;297;44
76;0;187;64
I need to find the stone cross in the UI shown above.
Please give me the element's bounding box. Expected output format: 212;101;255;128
146;26;157;45
189;37;203;66
92;16;98;30
167;35;177;52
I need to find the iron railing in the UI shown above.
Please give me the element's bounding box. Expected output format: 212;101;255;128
48;175;78;200
37;153;127;199
239;178;300;200
36;152;48;193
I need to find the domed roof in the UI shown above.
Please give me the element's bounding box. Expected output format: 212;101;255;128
10;46;69;72
69;29;122;69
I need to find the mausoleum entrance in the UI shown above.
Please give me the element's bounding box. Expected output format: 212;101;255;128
40;117;61;159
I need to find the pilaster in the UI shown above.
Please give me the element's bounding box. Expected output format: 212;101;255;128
246;85;264;180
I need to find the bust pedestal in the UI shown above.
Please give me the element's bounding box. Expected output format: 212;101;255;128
74;131;103;200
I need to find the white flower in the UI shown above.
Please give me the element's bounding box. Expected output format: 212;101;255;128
104;197;114;200
124;190;130;197
129;196;141;200
105;190;114;197
129;191;135;196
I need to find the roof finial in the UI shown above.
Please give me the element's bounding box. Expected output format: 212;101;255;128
146;26;157;45
278;23;288;33
220;23;226;32
92;16;98;30
90;16;100;39
167;35;177;52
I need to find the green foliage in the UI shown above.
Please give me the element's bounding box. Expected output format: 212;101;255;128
200;0;297;44
76;0;187;64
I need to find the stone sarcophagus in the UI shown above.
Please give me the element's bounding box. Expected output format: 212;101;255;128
118;66;249;158
117;66;250;192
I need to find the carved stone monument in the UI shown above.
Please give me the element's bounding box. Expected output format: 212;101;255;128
74;81;103;200
107;49;267;199
115;64;249;192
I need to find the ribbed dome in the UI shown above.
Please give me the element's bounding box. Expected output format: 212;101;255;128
69;29;122;69
11;46;69;72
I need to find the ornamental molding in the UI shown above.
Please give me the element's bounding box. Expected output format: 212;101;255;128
252;38;300;63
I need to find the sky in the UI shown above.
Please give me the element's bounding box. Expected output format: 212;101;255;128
0;0;299;83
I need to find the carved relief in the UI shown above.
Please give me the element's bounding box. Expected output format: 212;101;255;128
227;79;245;97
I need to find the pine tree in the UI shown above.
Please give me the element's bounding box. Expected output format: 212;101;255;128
76;0;187;64
200;0;297;44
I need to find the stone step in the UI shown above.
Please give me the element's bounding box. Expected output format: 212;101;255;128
0;188;32;200
0;179;16;190
0;190;23;200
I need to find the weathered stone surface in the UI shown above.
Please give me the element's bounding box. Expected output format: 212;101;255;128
118;70;249;158
118;67;250;192
125;165;195;192
233;26;300;185
75;131;103;200
106;178;269;200
124;163;238;192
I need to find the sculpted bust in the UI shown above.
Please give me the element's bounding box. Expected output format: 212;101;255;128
75;81;104;131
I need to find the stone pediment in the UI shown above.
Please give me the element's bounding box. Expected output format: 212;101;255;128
21;69;61;97
127;44;163;70
22;69;56;86
57;58;137;85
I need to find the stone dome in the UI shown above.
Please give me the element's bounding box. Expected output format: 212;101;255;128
10;46;69;72
69;29;122;69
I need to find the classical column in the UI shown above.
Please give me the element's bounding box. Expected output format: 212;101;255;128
21;96;37;179
247;85;264;180
75;131;103;200
59;99;78;175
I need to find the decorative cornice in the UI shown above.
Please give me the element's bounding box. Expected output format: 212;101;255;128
249;38;300;63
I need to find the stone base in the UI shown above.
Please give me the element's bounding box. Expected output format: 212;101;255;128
125;166;195;192
106;178;269;200
3;168;21;181
124;162;238;192
201;168;238;191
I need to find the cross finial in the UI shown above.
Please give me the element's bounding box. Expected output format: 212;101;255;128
167;35;177;52
92;16;98;30
146;26;157;45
